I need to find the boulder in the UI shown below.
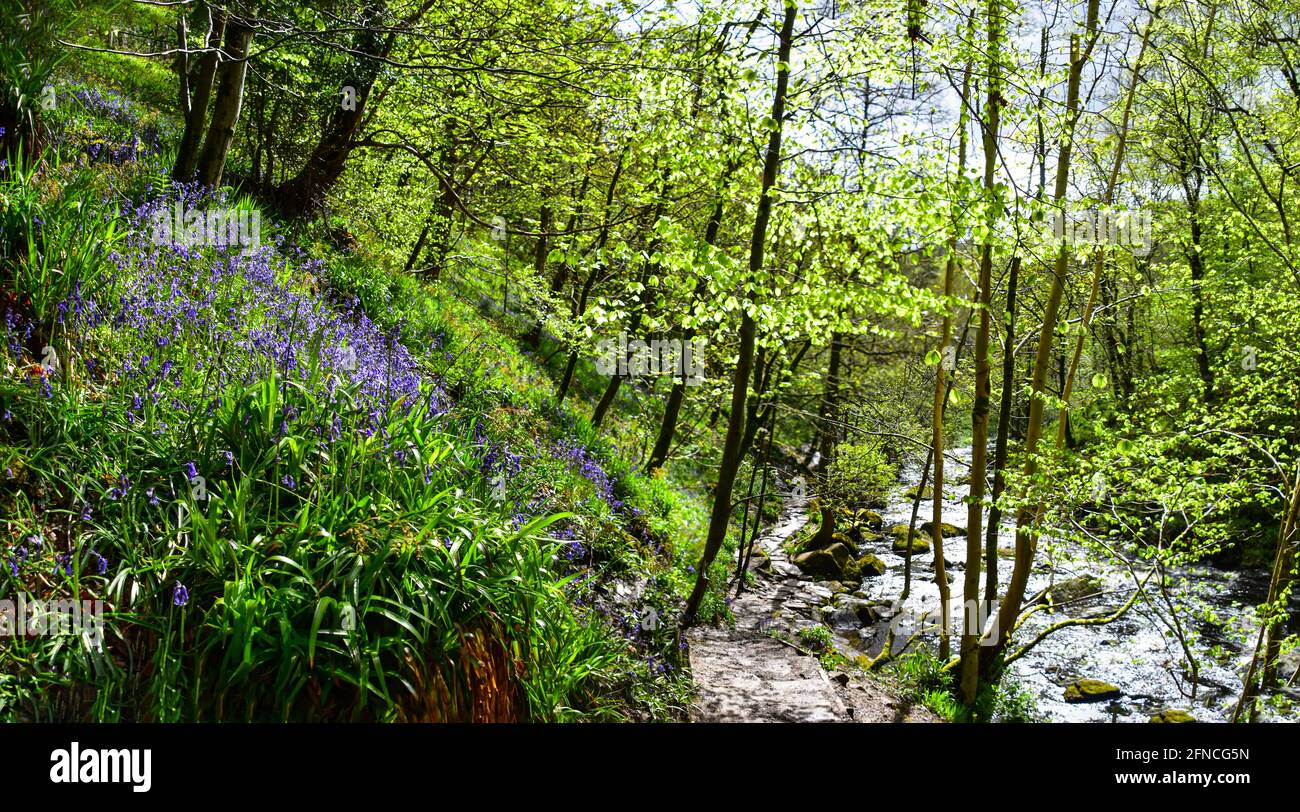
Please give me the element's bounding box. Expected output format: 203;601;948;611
855;509;884;531
920;521;963;537
793;542;853;579
904;484;933;500
826;596;883;628
889;528;932;554
1063;679;1122;703
1149;709;1196;723
823;607;864;630
1033;575;1105;608
845;523;883;547
801;529;856;554
854;554;887;578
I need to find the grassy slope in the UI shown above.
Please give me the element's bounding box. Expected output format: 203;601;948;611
0;66;722;720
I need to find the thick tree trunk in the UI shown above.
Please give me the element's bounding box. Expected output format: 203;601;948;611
683;1;796;625
173;6;225;182
275;4;395;217
195;18;253;189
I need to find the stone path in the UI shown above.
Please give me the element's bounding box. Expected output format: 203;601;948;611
686;497;937;723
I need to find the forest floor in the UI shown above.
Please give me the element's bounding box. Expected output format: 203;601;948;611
686;497;937;722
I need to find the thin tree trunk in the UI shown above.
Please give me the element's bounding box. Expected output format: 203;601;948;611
523;204;557;345
555;147;627;405
984;257;1019;607
961;0;999;706
591;175;671;429
555;264;600;405
1188;205;1214;401
403;212;434;275
816;333;844;471
933;12;974;665
175;14;190;119
735;409;777;596
1234;464;1300;721
1058;7;1155;446
902;315;973;600
683;1;796;626
424;132;458;280
987;0;1101;672
645;164;735;472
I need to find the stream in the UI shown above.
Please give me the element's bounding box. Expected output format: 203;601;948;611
823;446;1299;722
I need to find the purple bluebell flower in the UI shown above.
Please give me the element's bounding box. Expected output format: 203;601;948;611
108;473;130;500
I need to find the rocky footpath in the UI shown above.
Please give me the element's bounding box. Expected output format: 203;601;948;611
686;496;936;723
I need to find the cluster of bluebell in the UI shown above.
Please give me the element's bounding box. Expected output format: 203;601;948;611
62;88;166;166
4;174;455;611
552;438;623;512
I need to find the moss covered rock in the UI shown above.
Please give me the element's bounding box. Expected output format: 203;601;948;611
904;484;933;500
856;509;884;531
1033;575;1105;607
845;523;883;547
802;529;857;555
920;520;963;537
793;542;853;579
888;523;916;539
888;526;931;554
855;554;887;578
1149;709;1196;723
894;538;931;555
1063;679;1122;702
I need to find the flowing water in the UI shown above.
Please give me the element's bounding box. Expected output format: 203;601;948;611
829;446;1299;722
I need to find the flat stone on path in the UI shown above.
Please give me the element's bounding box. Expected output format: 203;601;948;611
687;627;847;722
